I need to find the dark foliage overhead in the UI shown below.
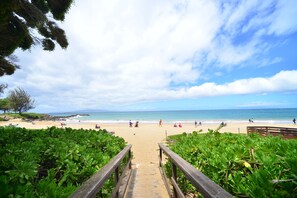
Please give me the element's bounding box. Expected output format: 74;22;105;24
0;0;73;77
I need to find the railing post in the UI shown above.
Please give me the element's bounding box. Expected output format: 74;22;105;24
159;143;233;198
172;162;178;198
99;189;103;197
114;167;119;198
70;145;132;198
159;147;162;167
129;149;132;169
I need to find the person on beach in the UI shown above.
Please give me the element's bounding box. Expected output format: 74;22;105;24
199;121;202;126
135;121;139;127
195;121;197;127
95;124;100;129
173;123;177;127
159;119;163;127
293;118;296;124
178;123;182;128
129;120;133;127
220;122;226;127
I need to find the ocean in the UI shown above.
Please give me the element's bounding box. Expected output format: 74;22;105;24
51;108;297;125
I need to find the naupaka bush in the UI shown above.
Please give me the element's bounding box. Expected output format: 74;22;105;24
0;126;127;197
166;131;297;197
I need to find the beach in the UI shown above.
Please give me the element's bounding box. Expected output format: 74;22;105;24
2;119;296;166
2;119;297;163
1;120;297;162
2;119;297;137
1;119;296;196
1;119;297;170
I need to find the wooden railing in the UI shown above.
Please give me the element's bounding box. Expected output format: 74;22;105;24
159;143;233;198
247;126;297;139
70;144;132;198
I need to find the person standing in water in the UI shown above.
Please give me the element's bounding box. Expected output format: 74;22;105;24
159;119;163;127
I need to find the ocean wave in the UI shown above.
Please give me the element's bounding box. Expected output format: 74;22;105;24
65;118;293;125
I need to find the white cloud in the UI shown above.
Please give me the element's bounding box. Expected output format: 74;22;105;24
208;0;297;67
268;0;297;35
224;0;261;33
207;36;259;67
2;0;297;112
169;70;297;98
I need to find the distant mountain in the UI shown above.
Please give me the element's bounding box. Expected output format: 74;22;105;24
48;109;111;115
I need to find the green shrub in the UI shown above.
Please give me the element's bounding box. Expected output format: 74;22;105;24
0;127;127;197
166;132;297;197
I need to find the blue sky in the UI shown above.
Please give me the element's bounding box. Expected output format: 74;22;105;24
1;0;297;113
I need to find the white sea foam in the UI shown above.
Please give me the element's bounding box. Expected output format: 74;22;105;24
60;109;296;125
65;118;293;125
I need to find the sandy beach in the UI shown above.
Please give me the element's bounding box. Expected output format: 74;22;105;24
2;120;297;162
2;119;296;134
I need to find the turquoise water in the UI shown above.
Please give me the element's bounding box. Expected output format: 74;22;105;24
52;108;297;124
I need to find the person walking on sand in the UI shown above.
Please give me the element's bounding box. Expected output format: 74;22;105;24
293;118;296;124
195;121;197;128
159;119;163;127
129;120;133;127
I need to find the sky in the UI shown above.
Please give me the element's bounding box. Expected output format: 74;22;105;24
1;0;297;113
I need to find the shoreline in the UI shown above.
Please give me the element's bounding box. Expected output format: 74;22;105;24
1;119;297;135
50;108;297;125
66;119;296;125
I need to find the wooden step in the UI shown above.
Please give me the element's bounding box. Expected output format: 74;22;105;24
124;162;170;198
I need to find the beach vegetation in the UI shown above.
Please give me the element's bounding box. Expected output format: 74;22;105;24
7;87;35;114
0;83;8;95
0;112;48;121
0;98;11;113
0;126;127;197
165;131;297;197
0;0;74;76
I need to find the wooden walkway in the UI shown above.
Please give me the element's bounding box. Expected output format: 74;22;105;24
106;125;169;198
123;139;169;197
124;161;169;197
247;126;297;139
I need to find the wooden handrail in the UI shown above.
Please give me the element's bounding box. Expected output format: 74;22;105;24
247;126;297;139
159;143;232;198
70;144;132;198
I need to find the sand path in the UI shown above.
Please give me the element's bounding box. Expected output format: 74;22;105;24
103;124;171;197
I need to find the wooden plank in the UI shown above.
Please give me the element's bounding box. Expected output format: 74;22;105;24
171;177;185;198
172;163;178;197
247;126;297;138
70;145;132;198
111;158;132;198
247;126;297;133
159;144;233;198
